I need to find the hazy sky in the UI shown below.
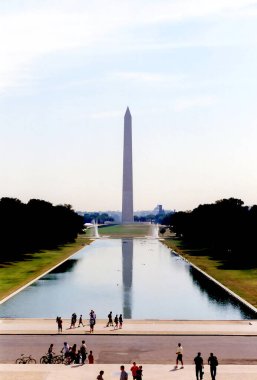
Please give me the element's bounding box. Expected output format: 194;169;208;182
1;0;257;212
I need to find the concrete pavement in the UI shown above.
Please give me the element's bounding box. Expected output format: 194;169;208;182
1;364;257;380
1;319;257;379
1;318;257;335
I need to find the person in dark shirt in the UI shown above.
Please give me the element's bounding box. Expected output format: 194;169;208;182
48;344;54;363
208;352;218;380
119;314;123;329
194;352;204;380
136;365;143;380
106;311;113;327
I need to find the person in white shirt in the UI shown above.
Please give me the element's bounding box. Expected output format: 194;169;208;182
175;342;184;369
61;342;70;358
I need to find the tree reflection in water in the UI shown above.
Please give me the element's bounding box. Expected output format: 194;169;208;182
188;266;257;319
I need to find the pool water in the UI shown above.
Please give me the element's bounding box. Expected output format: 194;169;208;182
0;239;255;319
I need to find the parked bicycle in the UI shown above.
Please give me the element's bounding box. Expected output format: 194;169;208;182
15;354;36;364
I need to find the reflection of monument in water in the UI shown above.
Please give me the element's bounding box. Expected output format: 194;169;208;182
122;107;134;224
122;238;133;318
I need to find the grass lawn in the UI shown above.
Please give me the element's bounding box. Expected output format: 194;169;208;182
163;238;257;309
86;223;151;238
0;235;91;301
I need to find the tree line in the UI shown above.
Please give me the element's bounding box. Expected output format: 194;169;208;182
83;212;114;224
0;197;84;262
162;198;257;267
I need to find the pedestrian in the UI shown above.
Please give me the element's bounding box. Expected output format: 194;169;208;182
119;314;123;329
78;314;84;327
208;352;218;380
130;362;139;379
92;310;96;324
114;314;119;329
194;352;204;380
136;365;143;380
80;340;87;364
75;349;82;364
70;313;76;329
56;316;62;333
106;311;113;327
90;313;95;333
61;342;70;358
120;365;128;380
175;342;184;369
48;343;54;363
70;344;77;364
88;350;94;364
97;370;104;380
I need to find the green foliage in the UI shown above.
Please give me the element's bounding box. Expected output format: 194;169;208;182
163;198;257;266
83;212;114;224
0;197;84;263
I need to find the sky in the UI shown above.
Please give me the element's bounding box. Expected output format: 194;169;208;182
1;0;257;212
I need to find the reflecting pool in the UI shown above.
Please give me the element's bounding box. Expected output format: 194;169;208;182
0;239;255;319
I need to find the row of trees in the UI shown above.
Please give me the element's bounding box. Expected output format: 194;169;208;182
0;197;84;262
162;198;257;267
83;212;114;224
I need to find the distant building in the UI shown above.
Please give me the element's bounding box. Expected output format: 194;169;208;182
153;204;165;216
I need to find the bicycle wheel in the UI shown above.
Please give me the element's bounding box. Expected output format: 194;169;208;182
28;358;36;364
53;355;62;364
15;358;24;364
40;356;49;364
63;356;70;365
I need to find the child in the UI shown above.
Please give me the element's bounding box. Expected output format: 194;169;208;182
78;314;84;327
97;370;104;380
88;350;94;364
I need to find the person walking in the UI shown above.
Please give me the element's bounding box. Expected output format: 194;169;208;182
70;313;77;329
119;314;123;329
175;342;184;369
130;362;139;380
208;352;218;380
114;314;119;329
97;370;104;380
120;365;128;380
106;311;113;327
80;340;87;364
78;314;84;327
194;352;204;380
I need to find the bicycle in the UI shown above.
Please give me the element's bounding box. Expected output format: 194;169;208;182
15;354;36;364
52;353;70;364
40;352;66;364
40;352;55;364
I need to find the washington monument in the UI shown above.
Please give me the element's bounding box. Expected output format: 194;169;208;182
122;107;134;223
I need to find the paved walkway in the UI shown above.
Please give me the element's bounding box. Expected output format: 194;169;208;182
1;318;257;335
1;364;257;380
1;319;257;379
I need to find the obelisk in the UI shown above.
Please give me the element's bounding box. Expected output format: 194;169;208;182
122;107;134;223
